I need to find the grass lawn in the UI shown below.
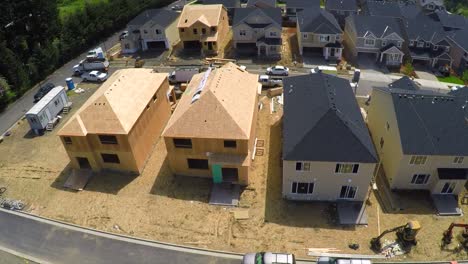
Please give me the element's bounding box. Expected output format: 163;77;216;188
58;0;108;19
437;75;465;85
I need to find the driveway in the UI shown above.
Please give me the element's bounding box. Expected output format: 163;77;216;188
414;65;439;81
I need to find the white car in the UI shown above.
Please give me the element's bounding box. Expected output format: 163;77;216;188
242;252;295;264
266;65;289;76
81;71;108;82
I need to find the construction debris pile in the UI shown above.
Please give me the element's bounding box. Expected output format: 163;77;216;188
381;240;405;258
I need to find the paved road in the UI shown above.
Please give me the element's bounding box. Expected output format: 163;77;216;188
0;209;243;264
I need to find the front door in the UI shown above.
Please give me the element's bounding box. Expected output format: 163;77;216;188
440;182;456;194
212;164;222;183
339;185;357;199
76;157;91;169
221;168;239;183
207;42;213;51
259;46;266;56
330;48;335;57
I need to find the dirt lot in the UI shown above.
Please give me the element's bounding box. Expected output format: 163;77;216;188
0;88;467;261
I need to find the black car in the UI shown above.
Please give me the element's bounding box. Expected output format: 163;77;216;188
33;83;55;102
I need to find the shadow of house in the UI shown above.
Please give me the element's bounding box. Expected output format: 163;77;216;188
263;118;355;230
23;129;41;139
50;164;79;193
83;170;139;195
150;157;211;203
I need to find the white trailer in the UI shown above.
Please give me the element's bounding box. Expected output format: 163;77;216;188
25;86;69;135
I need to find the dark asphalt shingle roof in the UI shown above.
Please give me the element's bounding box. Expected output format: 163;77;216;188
325;0;358;11
404;13;446;43
365;1;402;17
398;2;423;19
448;28;468;51
232;8;282;27
430;10;468;30
388;76;420;91
128;9;179;27
287;0;320;9
297;9;342;34
246;0;276;8
448;86;468;119
348;15;404;38
282;73;377;163
203;0;241;8
377;87;468;156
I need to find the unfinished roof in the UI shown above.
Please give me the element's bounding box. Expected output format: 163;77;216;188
177;4;225;28
375;87;468;156
58;69;167;136
163;63;260;139
282;73;377;163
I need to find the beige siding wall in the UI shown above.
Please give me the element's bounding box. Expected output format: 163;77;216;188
300;33;341;47
282;161;376;201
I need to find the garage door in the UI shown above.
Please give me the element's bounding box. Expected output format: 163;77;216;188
183;41;202;50
302;47;323;56
236;43;257;54
146;41;166;50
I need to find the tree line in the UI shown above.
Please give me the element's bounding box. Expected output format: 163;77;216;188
0;0;172;111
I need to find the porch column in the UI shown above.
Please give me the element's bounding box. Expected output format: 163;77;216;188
324;48;329;59
337;48;342;59
380;53;384;63
432;58;436;68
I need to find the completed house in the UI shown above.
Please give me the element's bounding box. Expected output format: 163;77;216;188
344;15;405;67
286;0;320;21
447;28;468;75
405;13;452;70
367;77;468;215
162;63;260;186
232;8;283;57
282;72;377;221
297;9;343;60
177;5;230;54
57;69;172;174
203;0;241;24
429;10;468;31
325;0;358;27
121;9;180;53
246;0;276;8
362;1;402;18
417;0;445;12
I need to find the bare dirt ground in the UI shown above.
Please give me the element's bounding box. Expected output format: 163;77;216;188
0;89;467;261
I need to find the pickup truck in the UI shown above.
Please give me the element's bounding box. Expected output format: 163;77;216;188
81;71;108;83
259;75;282;87
73;58;109;75
168;67;200;84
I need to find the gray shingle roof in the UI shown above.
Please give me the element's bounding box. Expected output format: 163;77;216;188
448;28;468;52
348;15;404;38
365;1;402;18
297;9;342;34
398;2;423;19
325;0;358;11
232;8;282;27
377;87;468;156
388;76;420;91
287;0;320;8
128;9;179;27
404;13;446;43
282;73;377;163
430;10;468;30
246;0;276;8
203;0;241;8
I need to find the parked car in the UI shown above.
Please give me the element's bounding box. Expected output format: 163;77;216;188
171;5;183;11
259;75;282;87
33;82;55;102
242;252;295;264
266;65;289;76
119;31;129;40
81;71;108;82
317;257;372;264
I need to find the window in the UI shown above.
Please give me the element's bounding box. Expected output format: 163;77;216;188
433;45;438;51
54;99;59;106
124;44;130;49
143;30;148;34
101;153;120;164
425;42;430;48
411;174;430;184
303;33;308;39
364;38;375;46
417;41;424;48
295;162;310;171
270;31;277;37
173;138;192;148
382;40;387;47
397;41;402;48
224;140;237;148
99;135;118;145
269;46;276;52
409;40;414;46
153;94;157;103
453;156;464;164
409;155;427;165
386;122;390;131
291;182;314;194
187;158;209;170
335;163;359;173
180;28;185;33
63;137;72;145
380;137;384;149
239;30;246;36
211;27;216;33
335;35;340;41
193;28;198;34
156;29;161;35
339;186;357;199
146;104;150;110
202;28;206;35
441;182;456;194
320;35;330;42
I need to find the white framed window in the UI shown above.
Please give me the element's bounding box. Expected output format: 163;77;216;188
441;182;456;194
409;40;414;46
411;174;430;184
382;40;387;46
433;45;438;51
417;41;424;48
143;30;148;34
453;156;464;164
409;155;427;165
425;42;431;48
335;163;359;174
320;35;330;42
339;185;357;199
445;46;450;52
364;38;375;46
270;31;277;37
291;182;314;194
239;30;246;36
397;41;402;48
335;35;340;41
155;29;161;35
295;161;310;171
303;33;308;39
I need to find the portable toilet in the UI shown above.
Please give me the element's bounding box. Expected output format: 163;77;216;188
66;78;75;90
